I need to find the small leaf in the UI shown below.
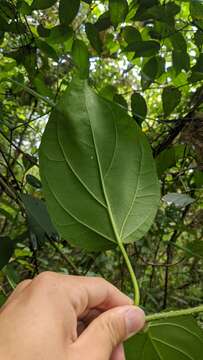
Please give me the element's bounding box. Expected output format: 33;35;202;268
186;240;203;258
113;94;128;109
156;145;187;177
162;193;195;208
194;170;203;187
72;39;89;79
190;0;203;20
36;39;58;61
172;50;190;75
31;0;57;10
85;23;102;54
109;0;128;27
26;174;42;189
131;92;147;125
22;153;38;171
21;194;58;246
59;0;80;26
141;56;158;90
95;11;111;31
0;236;15;270
162;86;181;117
122;26;142;44
125;40;160;57
47;25;73;44
37;24;51;37
100;85;117;101
39;79;160;251
125;316;203;359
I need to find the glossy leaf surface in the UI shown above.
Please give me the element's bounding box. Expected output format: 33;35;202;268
39;79;160;251
125;316;203;359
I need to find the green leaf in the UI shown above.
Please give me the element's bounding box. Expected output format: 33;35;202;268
131;92;147;125
0;237;15;270
100;85;117;101
31;0;57;10
122;26;142;44
36;39;58;61
134;2;180;23
172;51;190;75
47;25;73;44
95;11;111;31
125;40;160;58
72;40;89;79
21;194;58;246
125;316;203;359
85;23;102;54
59;0;80;26
162;193;195;208
37;24;51;38
113;94;128;109
186;240;203;258
162;86;181;117
22;153;38;171
194;170;203;186
190;0;203;20
170;32;187;52
156;145;187;177
26;174;42;188
194;28;203;48
39;79;160;251
109;0;129;28
141;56;159;90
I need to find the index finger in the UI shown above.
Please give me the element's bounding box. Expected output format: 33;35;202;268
55;274;133;315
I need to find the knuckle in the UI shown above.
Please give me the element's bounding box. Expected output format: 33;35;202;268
35;271;56;284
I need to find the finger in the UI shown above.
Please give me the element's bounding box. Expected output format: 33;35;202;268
71;306;145;360
32;273;133;317
0;279;32;312
111;344;125;360
60;275;133;316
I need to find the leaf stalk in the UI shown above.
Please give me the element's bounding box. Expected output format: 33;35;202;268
146;305;203;322
118;241;140;306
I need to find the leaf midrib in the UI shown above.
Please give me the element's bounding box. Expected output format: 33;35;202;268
84;88;122;245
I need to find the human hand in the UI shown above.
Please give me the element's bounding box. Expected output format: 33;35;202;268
0;272;145;360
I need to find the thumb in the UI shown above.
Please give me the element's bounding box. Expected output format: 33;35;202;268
74;306;145;360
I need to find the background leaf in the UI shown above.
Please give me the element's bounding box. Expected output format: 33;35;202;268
109;0;128;27
85;23;102;55
59;0;80;26
0;236;15;270
162;193;195;208
162;86;181;117
21;194;59;246
131;92;147;125
31;0;57;10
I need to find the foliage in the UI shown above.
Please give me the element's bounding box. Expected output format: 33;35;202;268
0;0;203;358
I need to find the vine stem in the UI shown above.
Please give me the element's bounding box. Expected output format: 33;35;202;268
118;241;140;306
146;305;203;322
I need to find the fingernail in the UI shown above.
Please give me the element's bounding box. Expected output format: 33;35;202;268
124;307;145;338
